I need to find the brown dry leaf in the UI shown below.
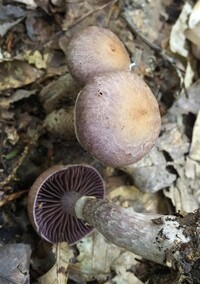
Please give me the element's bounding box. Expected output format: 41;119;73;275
185;22;200;48
74;231;141;283
38;242;72;284
0;244;31;284
121;148;176;193
104;251;143;284
169;2;196;87
75;232;122;282
0;60;43;91
39;74;80;113
164;115;200;212
188;0;200;29
158;114;199;211
169;79;200;115
169;2;192;57
62;1;114;35
185;0;200;60
158;123;190;163
109;185;164;213
120;1;166;76
0;89;37;105
23;50;49;69
124;1;162;43
185;3;200;60
165;173;199;212
105;273;142;284
43;107;75;140
4;126;19;145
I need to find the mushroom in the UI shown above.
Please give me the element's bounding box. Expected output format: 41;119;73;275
27;164;105;244
74;70;161;167
27;164;198;268
65;26;131;85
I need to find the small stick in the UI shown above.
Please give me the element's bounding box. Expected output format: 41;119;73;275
0;129;41;190
0;190;27;207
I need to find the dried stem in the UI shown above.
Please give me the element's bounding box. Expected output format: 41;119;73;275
75;197;200;269
0;190;27;207
0;129;40;190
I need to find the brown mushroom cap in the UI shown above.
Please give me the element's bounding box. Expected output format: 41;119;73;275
74;70;161;167
27;164;105;244
66;26;131;85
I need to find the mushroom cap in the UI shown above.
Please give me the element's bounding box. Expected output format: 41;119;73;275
66;26;131;85
75;70;161;167
27;164;105;244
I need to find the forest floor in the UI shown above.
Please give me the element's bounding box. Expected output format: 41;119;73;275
0;0;200;283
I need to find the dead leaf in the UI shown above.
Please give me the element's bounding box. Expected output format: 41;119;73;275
169;2;192;57
15;89;38;101
38;242;72;284
23;50;49;69
39;74;80;113
0;60;44;91
0;89;37;123
165;176;199;212
169;79;200;115
108;185;166;214
105;251;143;284
188;0;200;29
158;123;190;162
0;244;31;284
121;148;176;193
185;22;200;48
4;126;19;145
43;107;75;140
164;155;200;212
74;231;141;283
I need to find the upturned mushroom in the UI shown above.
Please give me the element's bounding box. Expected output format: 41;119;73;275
65;26;131;85
74;70;161;167
27;164;105;244
27;164;198;268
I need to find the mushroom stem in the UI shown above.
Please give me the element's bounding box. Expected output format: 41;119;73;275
75;197;199;268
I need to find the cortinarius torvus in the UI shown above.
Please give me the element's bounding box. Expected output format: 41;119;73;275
74;70;161;167
27;164;195;267
27;164;105;244
66;26;131;85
